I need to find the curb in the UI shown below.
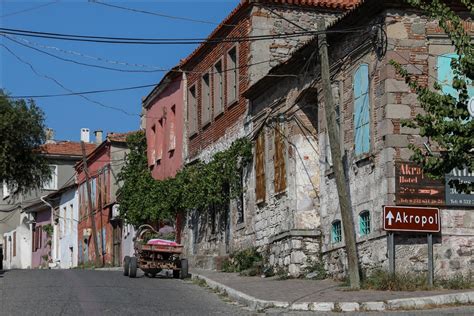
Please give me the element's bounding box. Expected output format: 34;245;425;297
191;273;474;312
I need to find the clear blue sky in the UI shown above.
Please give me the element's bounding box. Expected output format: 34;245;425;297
0;0;237;141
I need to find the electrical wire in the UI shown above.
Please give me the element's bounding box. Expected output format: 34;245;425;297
0;26;368;45
0;1;58;19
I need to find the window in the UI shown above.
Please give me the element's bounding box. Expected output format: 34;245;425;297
149;124;156;165
255;130;266;203
4;236;7;260
274;123;287;194
169;105;176;151
331;220;342;243
359;211;371;236
12;231;16;257
43;165;58;190
62;207;67;237
437;53;474;98
188;85;198;136
2;181;10;199
213;60;224;117
227;46;238;105
353;64;370;155
69;203;74;233
201;73;211;126
156;118;164;160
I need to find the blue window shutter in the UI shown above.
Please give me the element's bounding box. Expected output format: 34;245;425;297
438;53;474;99
354;64;370;155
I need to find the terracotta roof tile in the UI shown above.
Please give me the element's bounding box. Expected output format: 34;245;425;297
40;141;96;156
107;131;137;143
179;0;360;68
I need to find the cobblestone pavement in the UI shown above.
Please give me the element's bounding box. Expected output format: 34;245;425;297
0;269;251;316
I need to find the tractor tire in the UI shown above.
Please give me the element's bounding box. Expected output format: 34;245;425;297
172;269;180;279
123;256;130;276
129;257;138;278
180;259;188;279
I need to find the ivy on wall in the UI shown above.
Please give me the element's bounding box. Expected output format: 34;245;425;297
117;131;252;227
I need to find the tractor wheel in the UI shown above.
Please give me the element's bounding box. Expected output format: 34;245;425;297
172;269;180;279
129;257;138;278
123;256;130;276
180;259;188;279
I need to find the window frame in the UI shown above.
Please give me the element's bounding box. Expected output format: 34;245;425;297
43;165;58;190
331;220;342;244
213;59;224;118
188;84;198;137
353;63;371;156
359;210;371;236
226;45;239;106
201;71;211;127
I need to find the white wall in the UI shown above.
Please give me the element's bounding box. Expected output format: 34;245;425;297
2;213;32;270
56;188;78;269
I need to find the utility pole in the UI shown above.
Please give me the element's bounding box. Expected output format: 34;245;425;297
317;20;360;289
81;141;102;268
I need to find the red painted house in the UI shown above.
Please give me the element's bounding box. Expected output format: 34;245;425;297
76;132;131;266
143;70;185;241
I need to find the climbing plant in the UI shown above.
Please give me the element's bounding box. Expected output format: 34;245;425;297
117;131;252;227
390;0;474;192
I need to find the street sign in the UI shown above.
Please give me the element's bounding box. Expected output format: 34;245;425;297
445;168;474;207
383;206;440;233
395;161;445;206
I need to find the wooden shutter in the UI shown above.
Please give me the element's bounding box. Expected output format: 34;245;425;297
3;237;6;260
12;231;16;257
202;73;211;125
213;61;223;117
354;64;370;155
255;131;266;202
274;124;287;193
188;86;197;135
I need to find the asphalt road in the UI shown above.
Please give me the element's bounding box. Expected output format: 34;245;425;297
0;269;250;316
1;269;473;316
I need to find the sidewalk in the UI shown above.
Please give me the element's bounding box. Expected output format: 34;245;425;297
191;269;474;312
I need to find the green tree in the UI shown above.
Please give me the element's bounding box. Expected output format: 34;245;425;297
0;91;51;193
390;0;474;192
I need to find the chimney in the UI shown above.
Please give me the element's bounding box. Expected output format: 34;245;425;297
45;128;55;144
80;128;90;143
94;130;103;144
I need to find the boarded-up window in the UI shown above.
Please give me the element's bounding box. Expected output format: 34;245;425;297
202;73;211;126
354;64;370;155
213;60;224;117
274;123;287;194
227;46;238;105
12;232;16;257
156;118;164;160
255;130;266;203
188;85;198;136
169;105;176;151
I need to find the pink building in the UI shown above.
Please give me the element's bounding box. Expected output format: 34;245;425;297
143;71;185;181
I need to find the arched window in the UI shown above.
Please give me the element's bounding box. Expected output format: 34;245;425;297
359;211;371;236
353;64;370;155
331;220;342;243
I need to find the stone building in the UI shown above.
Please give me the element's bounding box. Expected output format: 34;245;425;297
178;0;358;269
244;0;473;277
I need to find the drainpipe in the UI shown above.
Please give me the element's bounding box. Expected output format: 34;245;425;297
40;195;55;265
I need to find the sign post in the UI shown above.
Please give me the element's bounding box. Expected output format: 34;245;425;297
427;233;434;287
383;206;440;285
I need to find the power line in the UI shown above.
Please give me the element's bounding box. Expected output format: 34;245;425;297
6;35;170;71
1;43;139;116
3;35;168;73
0;26;366;45
0;1;58;19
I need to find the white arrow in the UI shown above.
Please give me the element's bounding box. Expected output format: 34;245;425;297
386;211;394;226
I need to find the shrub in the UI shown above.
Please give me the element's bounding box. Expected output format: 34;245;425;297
221;247;262;274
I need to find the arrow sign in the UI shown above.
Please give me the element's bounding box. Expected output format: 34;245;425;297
383;206;440;233
386;211;394;226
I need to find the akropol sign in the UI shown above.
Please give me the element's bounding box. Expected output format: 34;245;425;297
383;206;440;233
